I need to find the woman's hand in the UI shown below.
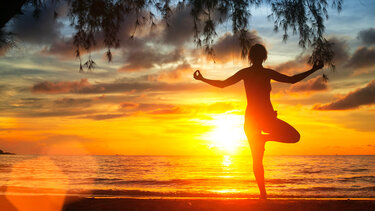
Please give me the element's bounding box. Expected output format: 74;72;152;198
193;70;204;80
312;61;324;71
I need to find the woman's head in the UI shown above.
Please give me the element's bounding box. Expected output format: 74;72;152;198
248;44;267;64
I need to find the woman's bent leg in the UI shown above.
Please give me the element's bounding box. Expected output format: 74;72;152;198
263;118;300;143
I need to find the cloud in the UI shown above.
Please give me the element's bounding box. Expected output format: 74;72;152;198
358;28;375;45
120;102;139;109
346;46;375;69
18;110;92;118
53;97;92;107
118;48;184;72
289;76;328;93
0;27;15;56
0;97;47;115
82;113;126;120
0;94;117;119
40;3;224;62
147;106;186;115
10;3;64;44
273;55;310;74
212;31;262;63
206;102;237;113
0;67;48;76
162;4;230;47
79;81;198;94
329;37;350;64
41;31;116;60
162;5;195;46
75;103;190;120
40;6;193;69
0;46;9;56
122;102;238;116
273;37;349;74
119;102;173;112
32;78;92;94
40;39;76;59
313;80;375;110
42;10;141;60
41;6;190;65
0;85;6;94
31;77;201;95
120;102;191;116
83;103;191;120
150;61;192;81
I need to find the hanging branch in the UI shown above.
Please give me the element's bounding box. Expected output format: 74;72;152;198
308;37;335;81
269;0;343;81
84;54;96;71
65;0;343;72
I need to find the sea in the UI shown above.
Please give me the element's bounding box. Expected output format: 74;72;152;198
0;155;374;198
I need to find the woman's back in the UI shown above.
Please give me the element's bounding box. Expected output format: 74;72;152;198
242;67;275;120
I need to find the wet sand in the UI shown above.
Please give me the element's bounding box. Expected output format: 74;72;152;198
2;196;375;211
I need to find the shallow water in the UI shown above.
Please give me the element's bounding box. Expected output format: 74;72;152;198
0;155;374;198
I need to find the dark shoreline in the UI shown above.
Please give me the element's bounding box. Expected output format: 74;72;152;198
1;196;375;211
57;197;375;211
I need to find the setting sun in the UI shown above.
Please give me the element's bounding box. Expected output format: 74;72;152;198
202;114;247;154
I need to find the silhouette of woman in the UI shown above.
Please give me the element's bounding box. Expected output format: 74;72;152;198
193;44;323;199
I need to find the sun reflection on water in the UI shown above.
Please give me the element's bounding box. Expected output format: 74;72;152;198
222;155;232;167
211;189;241;193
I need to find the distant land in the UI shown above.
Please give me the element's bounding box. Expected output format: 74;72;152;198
0;149;15;155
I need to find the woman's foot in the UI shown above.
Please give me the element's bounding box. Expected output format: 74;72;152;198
259;194;267;200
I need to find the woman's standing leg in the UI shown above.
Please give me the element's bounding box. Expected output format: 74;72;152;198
245;128;267;199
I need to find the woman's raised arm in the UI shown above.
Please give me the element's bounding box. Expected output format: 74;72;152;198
193;69;244;88
268;62;324;84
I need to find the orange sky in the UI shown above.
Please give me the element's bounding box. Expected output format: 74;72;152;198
1;1;375;156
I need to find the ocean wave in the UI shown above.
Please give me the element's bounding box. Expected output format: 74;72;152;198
339;176;375;183
360;186;375;191
299;169;322;174
73;177;312;186
342;168;369;173
290;186;375;193
267;178;306;184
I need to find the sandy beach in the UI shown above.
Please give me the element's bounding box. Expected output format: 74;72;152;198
1;196;375;211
